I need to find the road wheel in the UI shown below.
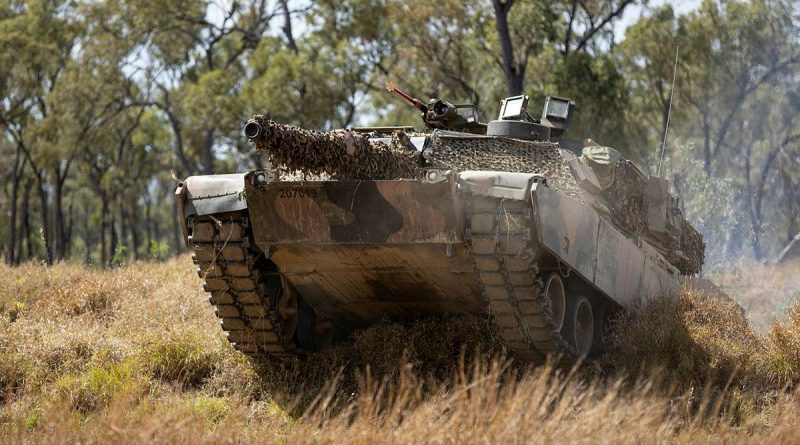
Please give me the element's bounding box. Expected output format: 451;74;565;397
563;295;594;358
544;273;566;332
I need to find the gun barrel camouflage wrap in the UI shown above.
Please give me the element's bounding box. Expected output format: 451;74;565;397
247;117;420;180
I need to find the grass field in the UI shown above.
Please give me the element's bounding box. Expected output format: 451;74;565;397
1;256;799;443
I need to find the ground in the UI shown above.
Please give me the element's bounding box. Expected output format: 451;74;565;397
0;256;799;443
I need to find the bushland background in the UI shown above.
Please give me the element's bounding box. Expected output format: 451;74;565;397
1;0;799;270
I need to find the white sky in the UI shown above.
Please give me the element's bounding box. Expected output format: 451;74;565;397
616;0;702;41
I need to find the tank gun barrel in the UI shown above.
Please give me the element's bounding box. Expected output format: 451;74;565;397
245;116;420;180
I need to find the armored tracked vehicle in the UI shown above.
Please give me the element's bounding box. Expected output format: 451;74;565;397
175;86;704;362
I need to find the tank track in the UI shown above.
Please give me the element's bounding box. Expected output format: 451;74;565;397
187;211;298;361
465;195;578;363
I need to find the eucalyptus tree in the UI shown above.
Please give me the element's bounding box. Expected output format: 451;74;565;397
0;0;81;264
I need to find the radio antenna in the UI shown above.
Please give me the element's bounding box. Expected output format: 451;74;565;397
657;46;680;177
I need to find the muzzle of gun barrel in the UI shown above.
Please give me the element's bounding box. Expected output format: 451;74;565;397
244;121;262;139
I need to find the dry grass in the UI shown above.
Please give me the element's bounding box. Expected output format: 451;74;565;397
0;256;799;444
708;258;800;330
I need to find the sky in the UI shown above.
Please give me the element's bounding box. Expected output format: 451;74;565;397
616;0;702;41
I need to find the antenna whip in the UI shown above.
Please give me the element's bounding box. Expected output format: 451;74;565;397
657;46;680;177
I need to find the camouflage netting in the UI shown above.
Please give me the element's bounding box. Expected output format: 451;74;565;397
677;220;705;275
425;134;583;200
598;161;650;238
248;117;421;180
581;150;704;275
275;169;330;181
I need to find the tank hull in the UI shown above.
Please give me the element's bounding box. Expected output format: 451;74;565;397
177;169;684;361
243;171;679;320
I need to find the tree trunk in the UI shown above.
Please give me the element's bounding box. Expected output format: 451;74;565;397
278;0;299;53
752;229;763;260
163;105;194;177
110;213;118;266
145;197;153;255
493;0;525;96
202;128;215;174
119;199;129;260
774;233;800;264
65;200;73;257
702;116;712;175
53;168;67;261
101;192;109;266
83;206;92;264
35;174;53;265
84;231;91;263
172;198;182;254
21;180;32;262
492;0;525;96
129;200;140;261
6;145;22;265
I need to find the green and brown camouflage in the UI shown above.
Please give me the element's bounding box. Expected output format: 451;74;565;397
175;92;708;362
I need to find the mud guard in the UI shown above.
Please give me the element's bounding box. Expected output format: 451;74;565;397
175;173;248;245
457;171;539;201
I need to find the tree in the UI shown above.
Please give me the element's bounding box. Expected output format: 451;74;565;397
619;6;685;156
0;0;81;264
679;0;800;175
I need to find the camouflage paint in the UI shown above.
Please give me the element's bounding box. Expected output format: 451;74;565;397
533;183;598;284
642;242;680;298
245;176;461;245
595;218;644;307
214;170;686;322
244;174;482;322
646;177;669;234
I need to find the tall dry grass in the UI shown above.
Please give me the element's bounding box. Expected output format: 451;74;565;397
0;256;799;444
708;258;800;330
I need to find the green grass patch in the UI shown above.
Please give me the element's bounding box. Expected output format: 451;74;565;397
189;395;230;427
138;330;219;388
56;361;144;412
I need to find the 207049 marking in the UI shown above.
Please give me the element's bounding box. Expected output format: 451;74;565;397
278;188;318;199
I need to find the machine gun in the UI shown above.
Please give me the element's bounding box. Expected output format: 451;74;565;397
385;82;486;134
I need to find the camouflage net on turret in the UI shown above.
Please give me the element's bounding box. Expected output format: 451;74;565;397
247;117;420;180
425;133;583;200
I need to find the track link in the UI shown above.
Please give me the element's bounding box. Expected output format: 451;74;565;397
466;195;578;362
187;211;298;361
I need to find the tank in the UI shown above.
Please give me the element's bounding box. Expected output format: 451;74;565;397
174;86;706;362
